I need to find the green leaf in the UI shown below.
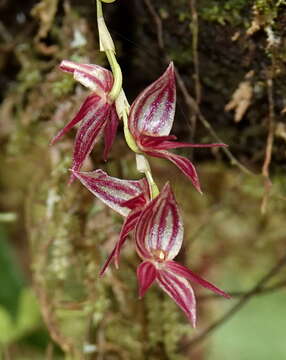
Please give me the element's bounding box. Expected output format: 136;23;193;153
0;225;25;317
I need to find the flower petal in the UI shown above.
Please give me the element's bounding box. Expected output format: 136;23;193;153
103;105;119;161
69;101;110;180
114;209;142;266
166;261;230;298
99;209;141;276
121;193;148;210
135;183;183;261
137;261;157;298
50;94;101;145
140;134;226;151
157;269;196;327
129;63;176;138
72;169;148;216
59;60;113;94
145;150;202;194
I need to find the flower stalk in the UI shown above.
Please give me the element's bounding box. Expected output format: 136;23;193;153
97;0;160;199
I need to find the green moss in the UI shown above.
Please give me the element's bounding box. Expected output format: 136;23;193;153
199;0;250;26
52;75;75;97
169;45;193;66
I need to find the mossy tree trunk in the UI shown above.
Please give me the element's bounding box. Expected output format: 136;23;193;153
1;0;286;359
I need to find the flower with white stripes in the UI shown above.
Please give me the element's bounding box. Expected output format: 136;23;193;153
51;60;119;182
128;63;226;193
135;183;230;326
72;169;150;274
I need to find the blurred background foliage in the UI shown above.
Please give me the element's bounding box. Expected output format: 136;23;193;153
0;0;286;359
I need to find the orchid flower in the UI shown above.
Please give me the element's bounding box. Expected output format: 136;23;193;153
72;169;150;274
135;183;230;326
51;60;119;182
129;63;226;193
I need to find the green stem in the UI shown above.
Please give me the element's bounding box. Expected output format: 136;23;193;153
97;0;159;199
145;170;160;199
106;50;122;101
96;0;103;17
122;111;140;153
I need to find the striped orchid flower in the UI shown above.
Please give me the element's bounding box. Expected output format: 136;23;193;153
129;63;226;193
72;169;150;275
135;183;230;326
51;60;119;182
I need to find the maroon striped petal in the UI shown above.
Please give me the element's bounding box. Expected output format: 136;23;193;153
145;150;202;194
137;261;157;298
103;104;119;161
114;209;142;266
59;60;113;94
166;261;230;299
139;134;177;149
140;134;226;151
157;269;196;327
50;94;101;145
72;169;148;216
99;247;116;277
129;63;176;138
135;183;183;261
121;193;148;210
69;101;110;180
99;209;141;276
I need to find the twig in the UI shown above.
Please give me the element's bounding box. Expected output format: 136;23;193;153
45;343;54;360
198;279;286;301
189;0;201;146
261;71;275;214
143;0;164;49
175;69;255;176
181;253;286;351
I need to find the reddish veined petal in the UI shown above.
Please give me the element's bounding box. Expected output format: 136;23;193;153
129;63;176;138
69;101;110;182
166;261;230;299
140;134;226;151
59;60;113;93
50;94;101;145
72;169;147;216
121;193;148;210
139;134;177;149
103;105;119;161
137;261;157;298
145;150;202;194
99;209;141;276
114;209;142;266
99;247;116;277
135;183;183;261
157;269;196;327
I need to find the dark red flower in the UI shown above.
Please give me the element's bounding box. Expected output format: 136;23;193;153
135;183;230;326
129;63;226;193
51;61;119;182
72;169;150;274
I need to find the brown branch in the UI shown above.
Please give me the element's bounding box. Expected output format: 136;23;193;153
181;253;286;352
143;0;164;49
261;71;275;214
189;0;201;146
175;69;255;176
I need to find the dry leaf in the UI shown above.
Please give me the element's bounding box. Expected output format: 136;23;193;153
31;0;59;40
225;71;254;123
275;122;286;142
